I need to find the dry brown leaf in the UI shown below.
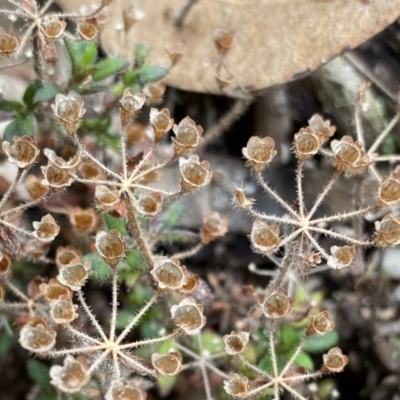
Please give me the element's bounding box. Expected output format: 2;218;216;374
57;0;400;95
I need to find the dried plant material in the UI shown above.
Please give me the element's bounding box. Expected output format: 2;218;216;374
2;136;39;169
224;374;249;397
171;297;206;334
19;316;57;353
262;288;293;319
179;155;212;192
57;0;400;94
250;220;280;254
142;82;166;106
0;252;11;277
95;230;126;268
78;18;98;41
0;28;19;57
375;214;400;246
25;174;49;200
378;166;400;206
306;311;335;336
32;214;60;243
120;89;146;126
223;331;249;355
172;116;203;156
151;257;188;290
200;212;228;244
105;381;147;400
151;352;183;376
51;93;86;135
150;108;174;142
327;245;356;270
50;296;79;324
322;347;349;373
242;136;277;172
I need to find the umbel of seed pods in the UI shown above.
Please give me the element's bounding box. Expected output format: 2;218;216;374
236;114;400;272
222;289;348;399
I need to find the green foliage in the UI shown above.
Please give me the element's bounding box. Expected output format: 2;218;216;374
102;213;126;235
27;359;50;388
138;65;168;84
303;330;339;353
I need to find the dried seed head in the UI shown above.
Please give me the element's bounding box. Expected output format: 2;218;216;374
95;230;125;267
32;214;59;243
330;136;372;175
78;161;103;180
213;28;234;56
201;212;228;244
172;116;203;156
50;356;90;393
375;214;400;246
120;89;146;126
251;219;280;254
151;257;187;290
306;311;335;336
171;297;206;334
233;187;254;209
179;155;212;192
223;331;250;355
127;123;145;147
44;147;82;171
50;296;79;324
38;37;58;63
152;352;183;376
143;82;166;106
51;93;86;135
378;166;400;206
41;278;72;301
2;136;39;169
78;18;98;41
178;272;199;294
223;374;249;397
242;136;277;172
308;114;336;139
262;288;293;319
322;347;348;373
19;316;57;353
327;245;355;270
293;127;324;160
57;260;91;291
123;5;145;32
164;42;184;66
23;239;50;260
94;185;121;211
56;246;82;269
41;17;66;42
105;380;147;400
0;252;11;277
0;225;21;258
149;108;174;142
136;192;162;216
69;208;97;233
25;174;49;200
0;28;19;56
41;164;73;189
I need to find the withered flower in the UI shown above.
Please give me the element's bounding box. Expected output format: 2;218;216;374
250;219;280;254
32;214;60;243
223;374;249;397
223;331;249;355
171;297;206;334
44;147;82;171
0;28;19;56
105;380;147;400
242;136;277;172
41;163;73;189
50;356;90;393
201;212;228;244
322;347;349;373
25;174;49;200
95;230;125;268
149;108;174;142
57;260;91;291
294;127;324;160
78;161;103;180
69;207;97;233
19;316;57;353
50;296;79;324
178;272;199;294
136;192;162;216
143;82;166;106
78;18;98;41
152;352;183;376
172;116;203;156
375;214;400;246
262;288;293;319
120;88;146;126
378;166;400;206
233;187;254;209
151;257;187;290
327;245;355;270
55;246;82;269
2;136;39;169
51;92;86;135
306;311;335;336
40;278;72;302
94;185;121;211
179;155;212;192
308;114;336;139
41;16;66;42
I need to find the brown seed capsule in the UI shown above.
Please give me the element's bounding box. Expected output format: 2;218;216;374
94;185;121;211
41;278;72;302
25;174;49;200
375;214;400;246
251;219;280;254
32;214;60;243
330;136;373;175
242;136;277;172
306;311;335;336
378;166;400;206
223;331;250;355
120;88;146;126
78;18;98;41
78;161;103;180
233;188;254;209
50;356;90;393
172;116;203;156
262;288;293;319
41;164;73;189
95;230;125;267
0;28;19;56
213;28;234;57
308;114;336;139
171;297;206;334
179;155;212;192
143;82;166;106
50;296;79;324
164;42;184;66
105;380;147;400
293;127;324;160
152;352;183;376
178;272;199;294
149;108;174;142
327;245;355;270
136;192;162;216
322;347;349;373
151;257;187;290
126;123;146;147
69;208;97;233
2;136;39;169
41;17;66;42
44;147;82;171
200;212;228;244
56;246;82;269
223;374;249;397
51;92;86;135
0;252;11;277
19;316;57;353
38;37;58;63
23;239;50;260
57;260;91;291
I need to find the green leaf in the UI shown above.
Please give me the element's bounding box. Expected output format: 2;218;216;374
156;230;198;244
93;58;129;81
0;100;24;113
281;324;303;353
84;253;112;281
34;83;60;102
23;83;38;110
138;65;168;83
157;375;176;396
4;114;36;141
27;359;50;387
102;213;126;235
126;250;146;271
294;351;314;369
116;310;132;330
191;332;225;356
303;331;339;353
123;70;139;86
66;40;98;75
0;333;14;355
135;43;151;66
159;203;185;231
